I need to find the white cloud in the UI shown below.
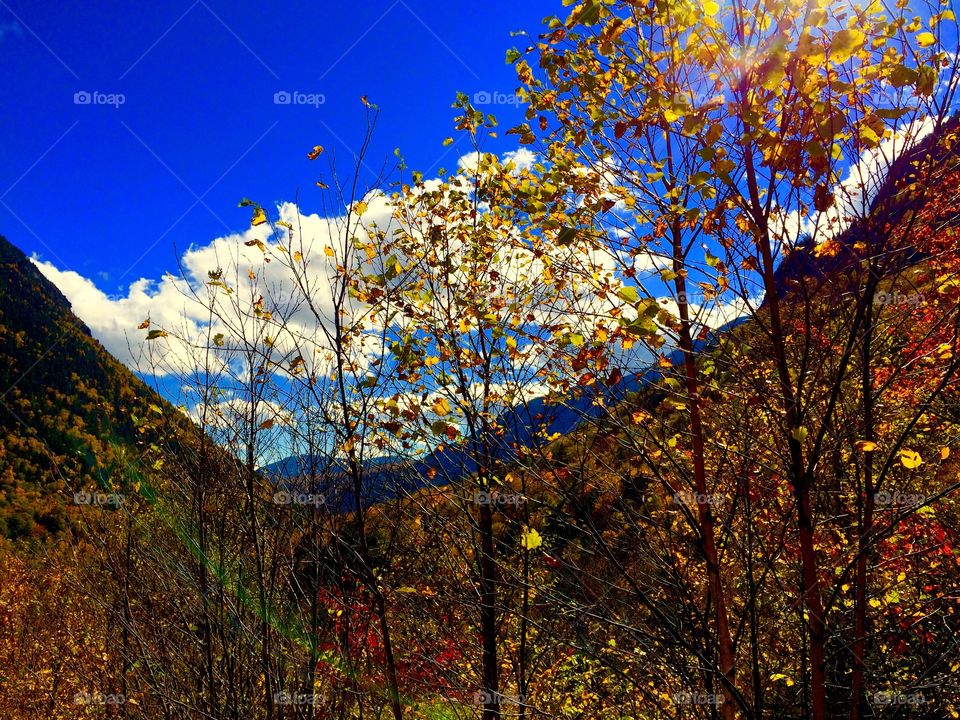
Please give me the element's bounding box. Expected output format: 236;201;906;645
502;148;537;171
30;149;575;384
770;116;937;248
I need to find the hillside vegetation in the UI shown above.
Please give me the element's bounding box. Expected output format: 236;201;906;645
1;0;959;718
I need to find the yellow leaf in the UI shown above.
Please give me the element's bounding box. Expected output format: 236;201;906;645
703;0;719;15
324;245;335;257
855;440;879;453
251;207;267;226
899;449;923;469
941;447;950;460
916;32;936;48
521;527;543;550
830;28;865;62
307;145;324;160
432;397;451;416
353;201;368;216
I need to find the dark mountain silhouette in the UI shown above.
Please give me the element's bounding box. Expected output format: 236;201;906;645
773;116;959;295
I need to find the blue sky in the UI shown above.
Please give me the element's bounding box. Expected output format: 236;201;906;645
0;0;555;289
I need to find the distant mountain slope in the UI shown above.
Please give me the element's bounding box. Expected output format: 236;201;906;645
773;116;960;293
264;317;750;508
0;235;173;539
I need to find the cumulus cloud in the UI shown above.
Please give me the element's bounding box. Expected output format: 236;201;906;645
31;145;701;409
770;116;937;248
32;199;393;380
31;148;592;387
31;261;202;370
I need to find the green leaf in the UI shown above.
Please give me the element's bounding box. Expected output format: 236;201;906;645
617;286;640;304
557;226;577;245
887;65;917;88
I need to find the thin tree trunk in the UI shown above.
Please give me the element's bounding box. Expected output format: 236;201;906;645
675;246;738;720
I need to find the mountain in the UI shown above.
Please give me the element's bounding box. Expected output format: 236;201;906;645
773;116;959;293
263;316;751;509
0;235;174;539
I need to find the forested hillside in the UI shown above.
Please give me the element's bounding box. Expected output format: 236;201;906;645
0;235;177;539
